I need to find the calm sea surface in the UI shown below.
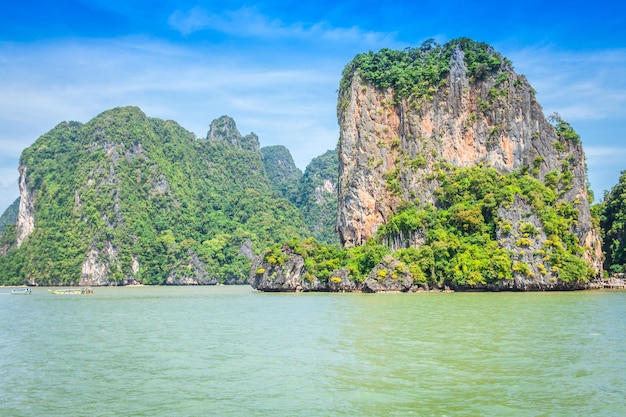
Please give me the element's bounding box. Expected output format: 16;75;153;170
1;286;624;416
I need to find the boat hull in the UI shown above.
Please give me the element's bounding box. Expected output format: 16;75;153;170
48;288;93;295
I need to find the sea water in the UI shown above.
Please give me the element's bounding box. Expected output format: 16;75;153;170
1;286;624;416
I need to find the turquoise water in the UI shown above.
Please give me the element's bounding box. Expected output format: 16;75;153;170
1;286;625;416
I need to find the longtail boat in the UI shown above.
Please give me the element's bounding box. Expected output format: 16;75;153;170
48;288;93;295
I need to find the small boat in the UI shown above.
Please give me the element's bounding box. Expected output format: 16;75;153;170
11;288;32;295
48;288;93;295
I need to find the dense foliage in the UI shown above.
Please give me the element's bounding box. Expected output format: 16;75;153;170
0;108;309;285
261;145;303;203
597;171;626;274
0;198;19;235
280;165;594;288
295;149;339;245
341;38;511;101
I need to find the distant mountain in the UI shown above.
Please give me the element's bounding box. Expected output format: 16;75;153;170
261;145;302;203
260;146;339;244
296;149;339;245
0;197;18;235
0;108;309;285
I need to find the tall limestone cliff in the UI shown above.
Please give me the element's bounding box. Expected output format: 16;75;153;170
0;107;308;286
336;38;602;288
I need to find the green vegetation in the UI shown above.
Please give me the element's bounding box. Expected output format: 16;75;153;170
597;170;626;273
0;108;309;285
279;165;594;288
295;149;339;245
261;145;303;203
549;113;582;145
340;38;511;101
0;198;19;235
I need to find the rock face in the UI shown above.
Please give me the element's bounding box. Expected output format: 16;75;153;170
361;256;417;293
336;39;603;282
249;247;426;293
250;247;324;292
208;115;260;152
15;166;35;247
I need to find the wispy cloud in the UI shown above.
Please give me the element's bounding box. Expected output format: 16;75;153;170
168;6;394;45
505;45;626;122
585;146;626;160
0;36;342;179
0;170;18;212
584;146;626;199
503;44;626;199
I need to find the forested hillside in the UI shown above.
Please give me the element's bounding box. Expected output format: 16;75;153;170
596;171;626;274
295;149;339;245
0;198;18;236
0;108;312;285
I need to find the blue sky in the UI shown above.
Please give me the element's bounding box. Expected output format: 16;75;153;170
1;1;625;214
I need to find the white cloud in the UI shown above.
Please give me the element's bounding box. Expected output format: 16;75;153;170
0;172;19;215
584;146;626;164
168;6;394;45
583;146;626;200
505;45;626;122
0;36;343;204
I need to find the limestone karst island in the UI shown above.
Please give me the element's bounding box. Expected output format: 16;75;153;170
1;38;625;292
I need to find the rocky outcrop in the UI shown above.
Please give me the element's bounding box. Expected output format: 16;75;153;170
1;107;309;286
80;243;139;286
326;268;359;292
15;166;35;247
249;247;427;293
250;247;324;292
337;40;603;280
208;115;260;152
361;256;418;293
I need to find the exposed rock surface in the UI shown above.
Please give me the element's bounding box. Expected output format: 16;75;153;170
15;166;35;247
361;256;417;293
250;247;324;292
326;268;359;292
336;40;603;286
208;115;260;152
